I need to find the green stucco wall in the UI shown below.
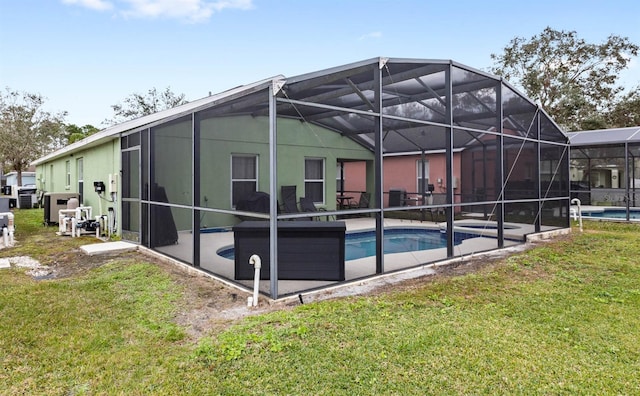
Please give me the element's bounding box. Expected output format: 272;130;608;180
35;139;120;225
198;115;373;226
37;114;374;234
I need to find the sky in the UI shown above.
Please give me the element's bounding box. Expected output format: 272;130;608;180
1;0;639;127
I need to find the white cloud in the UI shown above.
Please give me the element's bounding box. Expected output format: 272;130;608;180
207;0;253;12
62;0;253;22
358;31;382;41
62;0;113;11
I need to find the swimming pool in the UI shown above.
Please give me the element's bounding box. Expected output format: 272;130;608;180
217;228;480;261
345;228;478;260
581;209;640;220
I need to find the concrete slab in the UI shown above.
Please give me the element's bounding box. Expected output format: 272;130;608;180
0;258;10;269
80;241;138;256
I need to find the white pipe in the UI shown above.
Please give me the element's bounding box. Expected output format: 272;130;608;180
96;215;109;239
8;213;14;246
571;198;583;232
59;209;73;233
1;212;15;247
249;254;262;307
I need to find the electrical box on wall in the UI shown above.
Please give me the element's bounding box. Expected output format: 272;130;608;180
109;173;118;194
94;181;106;193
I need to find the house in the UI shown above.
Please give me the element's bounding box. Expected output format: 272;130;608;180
33;57;570;298
1;171;37;208
568;126;640;217
4;171;36;187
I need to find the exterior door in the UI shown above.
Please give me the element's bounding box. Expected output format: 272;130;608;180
121;148;140;242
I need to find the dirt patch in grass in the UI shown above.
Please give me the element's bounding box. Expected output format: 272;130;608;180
150;257;256;338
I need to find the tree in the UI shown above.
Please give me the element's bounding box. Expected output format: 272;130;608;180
606;86;640;128
106;86;188;125
64;123;100;144
0;88;67;185
490;27;639;131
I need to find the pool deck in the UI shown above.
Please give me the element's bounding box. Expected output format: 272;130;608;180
153;217;551;296
574;205;640;220
577;205;614;213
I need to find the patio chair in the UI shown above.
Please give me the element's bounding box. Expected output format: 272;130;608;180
427;193;447;221
299;196;334;221
348;192;370;209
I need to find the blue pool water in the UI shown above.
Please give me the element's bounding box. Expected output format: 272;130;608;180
582;209;640;220
344;228;476;260
217;228;480;261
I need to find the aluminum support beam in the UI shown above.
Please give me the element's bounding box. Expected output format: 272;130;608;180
535;113;541;234
374;64;384;274
445;63;454;257
268;84;279;299
625;142;630;221
193;112;201;267
496;81;505;248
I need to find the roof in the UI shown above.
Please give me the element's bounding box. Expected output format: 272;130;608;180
32;76;283;165
34;57;567;165
275;58;566;152
567;126;640;146
3;171;35;177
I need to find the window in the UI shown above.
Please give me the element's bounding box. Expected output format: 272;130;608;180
305;158;325;203
65;160;71;188
231;155;258;207
416;160;430;192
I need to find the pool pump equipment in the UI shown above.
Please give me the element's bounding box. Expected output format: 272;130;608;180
56;175;118;240
57;198;104;238
0;212;15;248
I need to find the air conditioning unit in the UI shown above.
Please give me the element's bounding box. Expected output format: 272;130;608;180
0;198;10;224
44;192;80;225
17;186;37;209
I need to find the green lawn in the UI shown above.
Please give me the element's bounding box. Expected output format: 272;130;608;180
1;210;639;394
